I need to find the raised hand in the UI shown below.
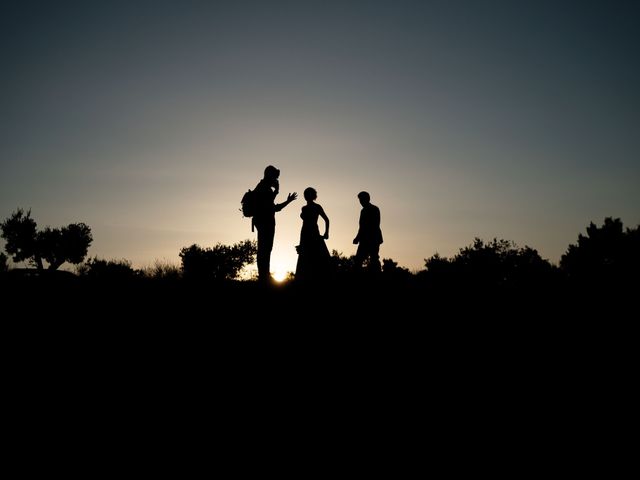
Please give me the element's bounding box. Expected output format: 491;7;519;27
287;192;298;202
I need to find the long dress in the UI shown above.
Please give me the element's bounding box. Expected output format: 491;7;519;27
295;203;331;280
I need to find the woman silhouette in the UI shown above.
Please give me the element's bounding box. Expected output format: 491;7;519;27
295;187;331;281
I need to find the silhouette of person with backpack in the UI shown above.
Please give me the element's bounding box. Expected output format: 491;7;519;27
295;187;331;281
353;191;383;272
252;165;297;283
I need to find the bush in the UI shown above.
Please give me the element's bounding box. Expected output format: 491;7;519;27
179;240;257;281
330;250;357;274
382;258;412;281
78;257;138;280
141;261;181;280
421;238;554;289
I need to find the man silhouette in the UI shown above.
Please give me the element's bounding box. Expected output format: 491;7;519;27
353;191;383;272
253;165;297;282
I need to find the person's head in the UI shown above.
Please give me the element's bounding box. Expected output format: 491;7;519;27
264;165;280;182
357;191;370;206
303;187;317;202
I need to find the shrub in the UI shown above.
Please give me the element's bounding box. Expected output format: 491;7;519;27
78;257;137;280
179;240;257;281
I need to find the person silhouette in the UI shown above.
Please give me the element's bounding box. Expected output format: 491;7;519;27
295;187;330;281
353;191;383;272
252;165;297;282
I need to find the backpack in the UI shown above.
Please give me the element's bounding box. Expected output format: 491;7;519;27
241;188;258;218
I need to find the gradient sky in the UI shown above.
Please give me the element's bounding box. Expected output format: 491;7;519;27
1;0;639;275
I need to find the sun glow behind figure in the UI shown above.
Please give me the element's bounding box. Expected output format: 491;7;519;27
269;253;294;282
272;270;288;283
240;255;292;281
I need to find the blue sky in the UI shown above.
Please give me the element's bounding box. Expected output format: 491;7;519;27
1;1;639;274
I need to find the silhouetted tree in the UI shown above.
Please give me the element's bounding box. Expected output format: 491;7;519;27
39;223;93;270
0;209;39;268
1;208;92;271
560;217;640;285
179;240;257;281
421;238;554;289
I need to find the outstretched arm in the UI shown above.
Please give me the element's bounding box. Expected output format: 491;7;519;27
320;207;330;239
275;192;298;212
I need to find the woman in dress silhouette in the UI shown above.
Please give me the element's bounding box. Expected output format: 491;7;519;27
295;187;331;281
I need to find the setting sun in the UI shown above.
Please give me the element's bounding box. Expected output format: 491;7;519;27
272;270;288;283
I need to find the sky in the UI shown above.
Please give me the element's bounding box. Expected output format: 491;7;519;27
1;0;639;276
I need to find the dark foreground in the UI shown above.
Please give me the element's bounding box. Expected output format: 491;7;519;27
4;271;633;393
2;271;633;465
3;270;634;323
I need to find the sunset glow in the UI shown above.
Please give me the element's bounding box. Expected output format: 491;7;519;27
272;271;288;283
1;2;638;272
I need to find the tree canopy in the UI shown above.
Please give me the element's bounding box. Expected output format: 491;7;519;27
1;208;92;270
179;240;257;281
